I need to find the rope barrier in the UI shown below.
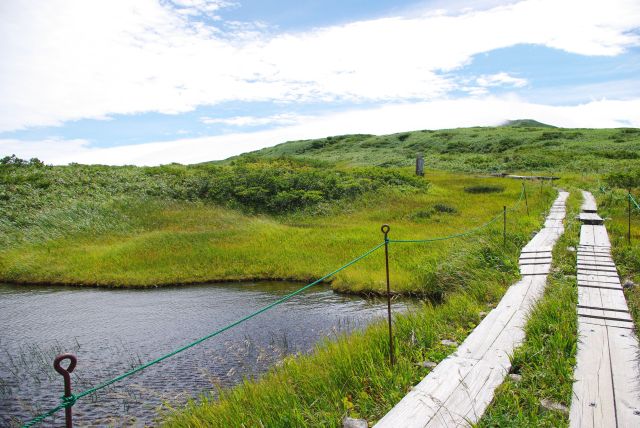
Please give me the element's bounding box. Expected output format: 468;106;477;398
630;193;640;211
390;185;525;244
389;211;503;244
21;181;533;427
22;242;385;427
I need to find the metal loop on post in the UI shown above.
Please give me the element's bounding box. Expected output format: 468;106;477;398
54;354;77;428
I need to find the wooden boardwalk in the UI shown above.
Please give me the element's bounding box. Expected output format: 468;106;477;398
570;192;640;427
375;192;569;427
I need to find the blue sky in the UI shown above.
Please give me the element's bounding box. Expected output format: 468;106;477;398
1;0;639;165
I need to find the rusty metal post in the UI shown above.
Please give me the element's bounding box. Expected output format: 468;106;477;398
54;354;77;428
523;181;529;216
381;224;394;366
503;206;507;247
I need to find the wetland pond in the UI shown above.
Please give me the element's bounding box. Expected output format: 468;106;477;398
0;282;418;426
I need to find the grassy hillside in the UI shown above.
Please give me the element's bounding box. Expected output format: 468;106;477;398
2;125;638;291
236;125;640;174
0;155;547;294
4;125;639;427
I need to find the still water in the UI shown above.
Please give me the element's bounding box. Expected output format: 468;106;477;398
0;282;416;426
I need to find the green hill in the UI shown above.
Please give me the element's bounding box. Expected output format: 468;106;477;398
234;126;639;174
501;119;556;128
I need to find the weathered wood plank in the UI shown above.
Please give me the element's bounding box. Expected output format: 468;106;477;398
593;226;611;247
578;282;623;291
519;252;553;260
579;212;604;225
578;307;633;322
578;287;629;312
570;322;616;428
581;190;598;213
520;263;551;275
577;265;617;272
576;260;616;268
520;258;553;265
608;327;640;427
376;192;569;428
577;273;621;285
572;207;640;428
578;316;636;330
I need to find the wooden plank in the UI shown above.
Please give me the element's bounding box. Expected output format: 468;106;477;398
577;270;619;279
608;327;640;426
570;322;616;428
375;192;569;428
578;281;622;290
581;190;598;213
578;307;633;322
577;265;619;274
519;252;552;259
577;262;617;270
374;356;476;427
578;287;629;312
579;212;604;225
577;254;614;260
576;260;616;268
426;359;509;427
593;226;612;247
578;316;636;330
580;225;596;246
578;274;621;285
578;245;611;252
520;264;551;275
520;258;553;265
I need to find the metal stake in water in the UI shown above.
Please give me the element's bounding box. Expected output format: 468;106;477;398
54;354;78;428
381;224;394;366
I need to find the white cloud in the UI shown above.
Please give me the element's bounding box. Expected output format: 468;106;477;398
0;0;639;132
0;138;92;161
200;113;306;126
4;97;639;166
476;72;528;88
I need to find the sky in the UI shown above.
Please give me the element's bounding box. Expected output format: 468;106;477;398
1;0;639;165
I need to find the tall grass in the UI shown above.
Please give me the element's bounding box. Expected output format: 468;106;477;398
0;171;549;295
160;187;549;426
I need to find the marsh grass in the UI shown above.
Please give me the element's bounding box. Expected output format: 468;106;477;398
0;170;549;295
159;189;549;426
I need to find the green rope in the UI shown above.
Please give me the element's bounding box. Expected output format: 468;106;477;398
391;184;525;243
22;405;65;428
507;184;526;212
22;181;533;426
630;193;640;211
22;241;385;428
389;211;503;243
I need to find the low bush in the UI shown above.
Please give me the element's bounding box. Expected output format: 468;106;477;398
464;185;505;194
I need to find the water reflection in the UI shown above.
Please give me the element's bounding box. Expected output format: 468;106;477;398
0;282;416;426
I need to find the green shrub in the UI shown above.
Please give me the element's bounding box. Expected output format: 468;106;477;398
464;185;505;194
433;203;457;213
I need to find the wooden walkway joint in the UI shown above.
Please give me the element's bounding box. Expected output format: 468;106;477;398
569;191;640;428
375;192;569;427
